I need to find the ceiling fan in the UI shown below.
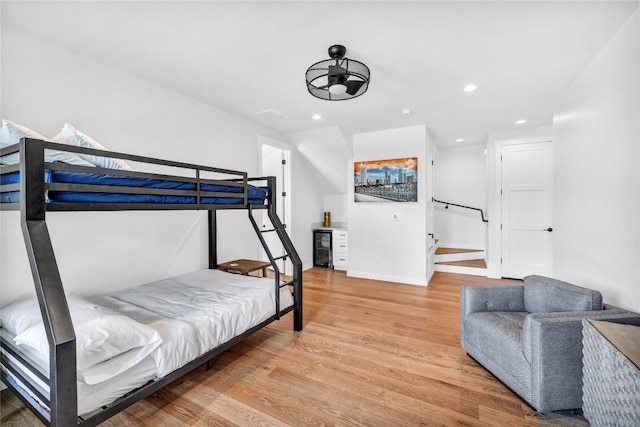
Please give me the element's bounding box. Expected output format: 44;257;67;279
305;44;371;101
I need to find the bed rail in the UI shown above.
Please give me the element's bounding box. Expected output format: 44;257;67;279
1;138;254;211
0;138;303;426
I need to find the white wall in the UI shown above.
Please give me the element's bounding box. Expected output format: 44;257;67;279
323;194;348;223
0;26;288;305
434;144;486;249
287;126;353;196
290;149;325;270
348;125;429;285
553;10;640;311
287;126;353;269
485;125;553;278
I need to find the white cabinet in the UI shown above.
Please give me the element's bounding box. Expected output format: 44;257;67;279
332;230;349;271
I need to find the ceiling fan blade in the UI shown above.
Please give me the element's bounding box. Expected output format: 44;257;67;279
346;80;365;95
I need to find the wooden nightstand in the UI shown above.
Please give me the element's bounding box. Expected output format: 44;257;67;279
218;259;271;277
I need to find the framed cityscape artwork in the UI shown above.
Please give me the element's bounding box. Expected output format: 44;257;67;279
354;157;418;202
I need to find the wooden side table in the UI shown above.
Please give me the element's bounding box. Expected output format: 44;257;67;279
218;259;271;277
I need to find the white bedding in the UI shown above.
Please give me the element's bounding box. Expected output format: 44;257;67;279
2;268;294;416
88;269;294;378
2;337;157;417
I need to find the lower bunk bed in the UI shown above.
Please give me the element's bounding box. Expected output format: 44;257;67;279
0;132;303;426
2;269;296;425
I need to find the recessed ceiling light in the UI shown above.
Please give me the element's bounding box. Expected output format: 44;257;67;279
515;119;527;125
456;138;464;142
463;83;478;92
312;114;322;120
401;108;412;115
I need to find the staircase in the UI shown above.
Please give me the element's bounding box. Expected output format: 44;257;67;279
431;198;489;277
434;246;487;276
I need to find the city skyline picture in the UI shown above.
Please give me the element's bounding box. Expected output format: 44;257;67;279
354;157;418;202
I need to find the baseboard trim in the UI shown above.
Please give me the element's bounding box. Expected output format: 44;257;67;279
347;270;429;287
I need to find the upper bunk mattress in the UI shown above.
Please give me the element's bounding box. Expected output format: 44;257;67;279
0;169;267;205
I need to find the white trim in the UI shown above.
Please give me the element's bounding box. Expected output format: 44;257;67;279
257;135;293;272
347;270;429;287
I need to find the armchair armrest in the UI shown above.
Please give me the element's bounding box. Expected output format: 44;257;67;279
522;309;639;412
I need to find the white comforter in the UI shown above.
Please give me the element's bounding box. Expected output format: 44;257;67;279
88;269;293;378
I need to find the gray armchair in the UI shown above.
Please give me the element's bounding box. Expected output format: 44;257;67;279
460;275;640;412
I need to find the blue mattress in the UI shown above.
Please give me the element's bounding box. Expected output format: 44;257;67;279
0;170;267;205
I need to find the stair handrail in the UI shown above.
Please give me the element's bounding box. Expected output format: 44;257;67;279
432;198;488;223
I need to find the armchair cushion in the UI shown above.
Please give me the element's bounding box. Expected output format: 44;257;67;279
463;311;531;394
460;285;525;317
524;275;602;313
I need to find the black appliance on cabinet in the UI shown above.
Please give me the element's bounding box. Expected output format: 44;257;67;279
313;229;333;269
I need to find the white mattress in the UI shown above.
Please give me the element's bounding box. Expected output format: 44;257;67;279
3;269;294;417
88;269;294;378
2;336;157;417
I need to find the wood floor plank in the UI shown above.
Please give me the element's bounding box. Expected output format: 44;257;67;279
1;270;587;426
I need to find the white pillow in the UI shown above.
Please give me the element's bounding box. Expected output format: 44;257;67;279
52;123;132;170
0;119;95;167
0;295;45;335
6;294;161;385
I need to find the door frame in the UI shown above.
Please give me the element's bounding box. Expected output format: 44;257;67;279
486;136;553;278
257;135;293;270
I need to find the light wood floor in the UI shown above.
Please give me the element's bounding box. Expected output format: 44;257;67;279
1;270;587;426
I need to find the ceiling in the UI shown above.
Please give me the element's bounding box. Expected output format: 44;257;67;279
2;1;638;148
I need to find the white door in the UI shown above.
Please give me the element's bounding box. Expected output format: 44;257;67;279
259;139;291;275
501;141;553;278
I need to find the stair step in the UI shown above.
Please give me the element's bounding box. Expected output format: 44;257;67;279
435;247;483;255
435;258;486;268
434;249;485;263
434;263;488;276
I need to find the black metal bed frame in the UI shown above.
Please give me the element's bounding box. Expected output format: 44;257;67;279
0;138;303;426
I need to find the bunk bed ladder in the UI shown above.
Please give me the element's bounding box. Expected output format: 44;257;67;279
247;207;282;318
248;176;303;331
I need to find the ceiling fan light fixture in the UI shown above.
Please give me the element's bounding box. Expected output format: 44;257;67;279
306;44;370;101
329;83;348;95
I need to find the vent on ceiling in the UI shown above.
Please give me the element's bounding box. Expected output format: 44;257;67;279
252;109;289;122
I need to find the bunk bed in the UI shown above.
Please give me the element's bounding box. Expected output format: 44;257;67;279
0;137;303;426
